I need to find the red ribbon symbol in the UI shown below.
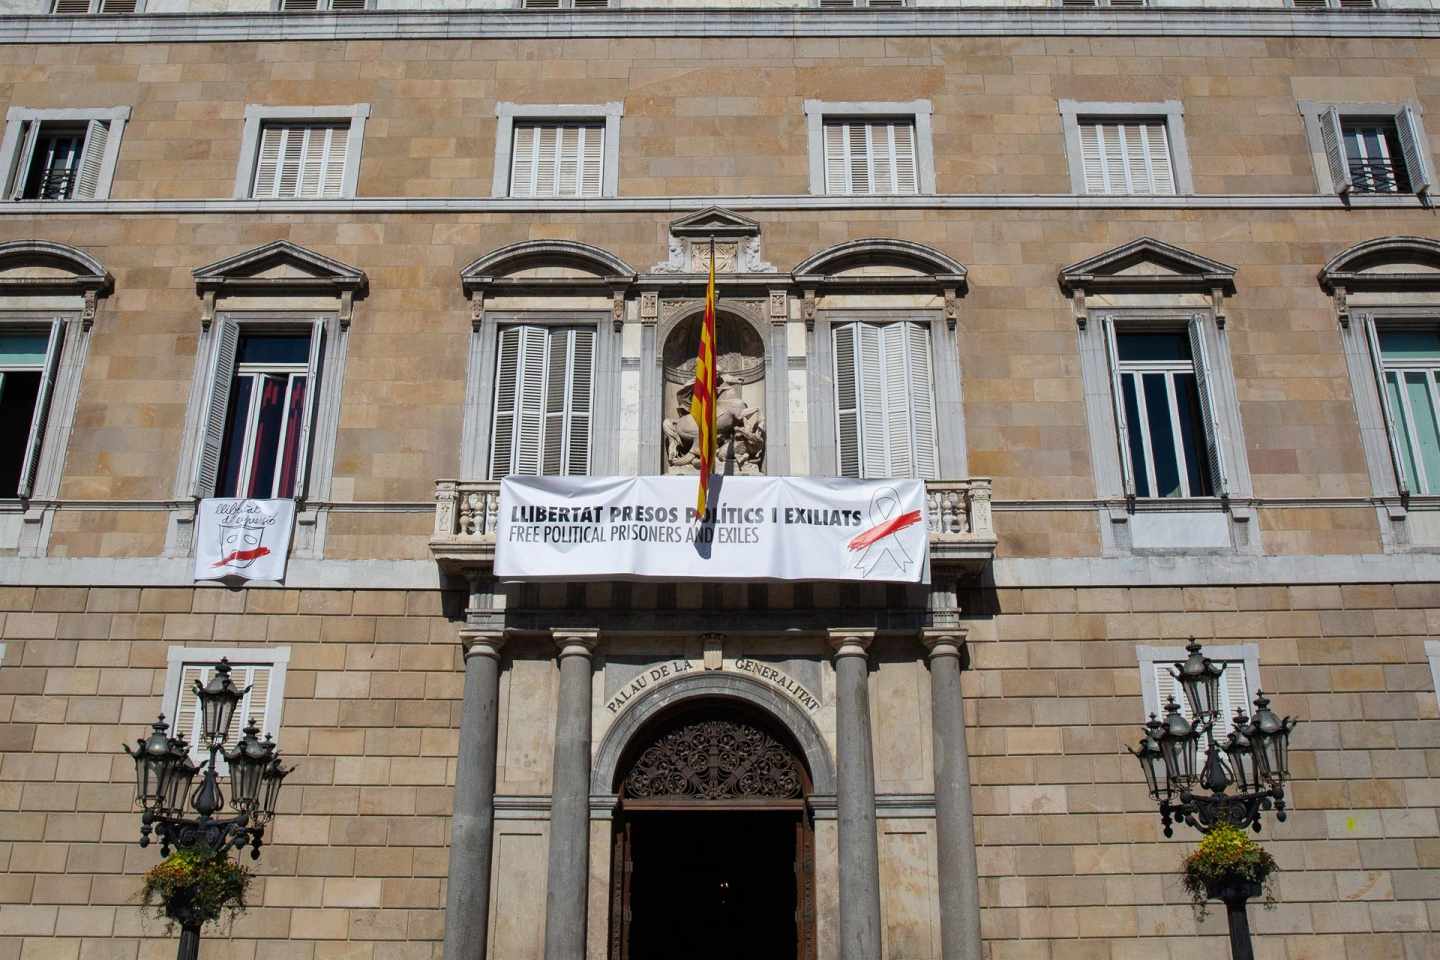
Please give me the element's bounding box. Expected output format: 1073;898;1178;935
213;546;271;568
848;510;922;551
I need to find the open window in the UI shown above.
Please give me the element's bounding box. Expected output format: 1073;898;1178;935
1301;100;1433;198
1;107;130;201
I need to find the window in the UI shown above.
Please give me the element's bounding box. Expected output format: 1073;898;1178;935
490;325;594;479
1302;101;1432;198
1059;100;1194;196
1110;329;1213;499
1292;0;1375;8
277;0;369;9
1059;0;1146;6
822;119;919;196
832;320;937;480
520;0;610;7
234;105;369;200
1104;320;1226;500
162;647;290;768
818;0;908;8
1;107;129;202
51;0;139;13
804;101;935;196
508;123;604;199
215;333;316;499
1371;328;1440;495
492;103;622;199
192;320;326;501
1137;644;1257;738
0;325;63;499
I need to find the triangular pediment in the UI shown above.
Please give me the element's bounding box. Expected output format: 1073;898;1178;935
668;207;762;238
1059;237;1236;293
193;240;366;293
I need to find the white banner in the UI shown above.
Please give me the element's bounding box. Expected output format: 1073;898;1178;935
193;498;296;583
496;475;928;583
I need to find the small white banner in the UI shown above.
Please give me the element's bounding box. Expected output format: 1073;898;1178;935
194;498;296;583
496;475;928;583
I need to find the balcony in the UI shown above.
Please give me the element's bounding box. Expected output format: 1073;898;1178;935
1349;157;1411;195
430;477;995;571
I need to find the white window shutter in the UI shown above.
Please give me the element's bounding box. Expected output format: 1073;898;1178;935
1319;106;1352;195
16;319;65;499
1187;317;1229;498
1152;661;1182;718
1102;315;1136;497
566;328;594;474
73;120;109;200
252;125;284;198
889;121;918;195
281;0;321;8
856;323;886;476
535;126;559;198
191;320;241;498
99;0;137;11
1363;314;1411;497
510;124;537;197
1079;121;1107;194
235;662;274;740
1101;125;1126;194
542;327;572;476
7;121;39;200
881;323;912;477
176;664;206;761
1395;105;1432;195
287;318;326;501
579;125;603;197
833;323;861;478
848;123;872;195
823;122;848;195
1217;660;1250;738
905;322;938;480
489;326;521;479
321;125;349;198
513;326;548;476
1142;122;1175;194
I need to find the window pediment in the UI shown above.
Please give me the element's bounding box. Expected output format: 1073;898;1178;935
192;240;366;327
1319;236;1440;296
0;239;111;297
1059;237;1236;328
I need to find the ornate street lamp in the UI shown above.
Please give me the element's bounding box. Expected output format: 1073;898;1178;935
1128;639;1299;960
125;659;293;960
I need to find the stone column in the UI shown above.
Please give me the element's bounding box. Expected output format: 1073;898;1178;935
924;629;982;960
827;628;882;960
442;629;506;960
544;629;599;960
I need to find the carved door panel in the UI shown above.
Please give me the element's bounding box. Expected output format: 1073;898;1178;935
795;815;817;960
607;817;632;960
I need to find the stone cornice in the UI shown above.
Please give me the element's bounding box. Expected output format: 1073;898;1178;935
0;8;1436;44
0;193;1427;217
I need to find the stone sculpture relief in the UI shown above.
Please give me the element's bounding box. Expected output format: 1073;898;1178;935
660;311;767;475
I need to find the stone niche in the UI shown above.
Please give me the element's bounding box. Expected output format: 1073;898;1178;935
660;309;767;475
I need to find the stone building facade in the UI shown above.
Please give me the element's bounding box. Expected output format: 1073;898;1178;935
0;3;1439;960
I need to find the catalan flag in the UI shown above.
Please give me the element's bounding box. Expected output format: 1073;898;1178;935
690;239;717;516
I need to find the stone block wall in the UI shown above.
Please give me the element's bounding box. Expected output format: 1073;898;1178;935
0;581;1435;960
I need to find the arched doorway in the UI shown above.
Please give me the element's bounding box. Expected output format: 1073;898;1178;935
607;698;817;960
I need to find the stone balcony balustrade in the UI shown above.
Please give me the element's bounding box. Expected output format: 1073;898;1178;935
429;477;995;570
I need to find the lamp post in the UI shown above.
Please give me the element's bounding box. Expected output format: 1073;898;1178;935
125;658;292;960
1128;639;1298;960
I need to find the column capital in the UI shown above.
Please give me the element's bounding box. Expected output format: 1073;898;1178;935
921;627;969;664
460;628;506;661
827;628;876;659
551;627;600;659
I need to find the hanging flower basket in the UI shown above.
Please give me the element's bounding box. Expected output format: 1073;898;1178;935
141;847;252;931
1180;824;1278;921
